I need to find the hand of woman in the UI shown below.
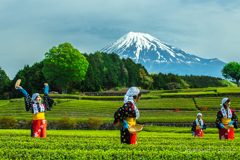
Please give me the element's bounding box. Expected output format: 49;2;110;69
16;86;22;89
220;123;224;129
122;120;129;131
229;121;234;125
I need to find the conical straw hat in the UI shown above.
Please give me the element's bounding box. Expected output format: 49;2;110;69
15;79;21;89
128;124;143;133
224;125;234;129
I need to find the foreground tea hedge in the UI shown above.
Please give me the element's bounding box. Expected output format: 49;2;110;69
0;129;240;159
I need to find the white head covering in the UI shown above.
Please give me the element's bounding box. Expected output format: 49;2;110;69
220;98;232;118
196;113;203;127
32;93;40;104
31;93;45;114
197;113;202;117
220;98;229;106
124;87;140;120
124;87;140;103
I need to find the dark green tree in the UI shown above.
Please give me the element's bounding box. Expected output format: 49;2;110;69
123;58;139;86
222;62;240;87
42;42;89;93
78;53;101;92
0;67;10;99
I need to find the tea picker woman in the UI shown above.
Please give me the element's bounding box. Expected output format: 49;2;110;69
216;98;238;140
191;113;206;137
15;80;54;138
114;87;141;145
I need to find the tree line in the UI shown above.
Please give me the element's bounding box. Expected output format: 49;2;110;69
0;42;236;100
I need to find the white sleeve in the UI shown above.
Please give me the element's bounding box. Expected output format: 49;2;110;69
133;102;140;120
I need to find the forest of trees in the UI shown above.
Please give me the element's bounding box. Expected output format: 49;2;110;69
180;75;225;88
0;67;10;99
0;51;229;99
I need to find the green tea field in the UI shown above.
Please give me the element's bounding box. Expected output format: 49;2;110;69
0;127;240;159
0;87;240;159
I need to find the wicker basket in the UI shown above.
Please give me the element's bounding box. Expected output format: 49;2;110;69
128;124;143;133
224;125;234;129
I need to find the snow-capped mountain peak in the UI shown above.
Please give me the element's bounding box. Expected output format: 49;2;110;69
100;32;225;77
101;32;201;64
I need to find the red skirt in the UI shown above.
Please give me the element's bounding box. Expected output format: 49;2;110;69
194;129;204;137
219;125;234;140
121;129;137;145
130;133;137;145
31;119;47;138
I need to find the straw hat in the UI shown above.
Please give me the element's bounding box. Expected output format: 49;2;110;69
224;125;234;129
128;124;143;133
15;79;21;89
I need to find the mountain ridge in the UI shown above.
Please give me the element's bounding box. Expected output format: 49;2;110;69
100;32;225;77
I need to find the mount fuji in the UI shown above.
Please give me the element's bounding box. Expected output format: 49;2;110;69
100;32;225;77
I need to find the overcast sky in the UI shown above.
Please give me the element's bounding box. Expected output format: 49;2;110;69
1;0;240;79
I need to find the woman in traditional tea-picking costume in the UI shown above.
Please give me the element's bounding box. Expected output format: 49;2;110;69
16;83;54;138
114;87;141;145
216;98;238;140
191;113;206;137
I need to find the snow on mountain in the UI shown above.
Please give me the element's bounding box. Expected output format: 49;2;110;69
100;32;225;77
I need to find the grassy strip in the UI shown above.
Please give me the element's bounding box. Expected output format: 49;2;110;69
0;100;10;106
9;98;75;103
145;88;213;97
143;125;240;134
54;99;75;103
137;117;215;123
3;92;240;124
3;99;240;123
37;94;159;100
148;87;240;98
180;88;205;92
0;99;198;120
137;98;197;110
161;92;218;98
42;94;81;99
10;98;24;102
218;92;240;96
195;97;240;109
144;90;171;97
216;87;240;96
5;110;240;124
138;110;240;123
80;95;158;100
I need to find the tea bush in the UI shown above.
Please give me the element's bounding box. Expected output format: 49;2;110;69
57;116;77;130
87;117;103;130
0;117;18;129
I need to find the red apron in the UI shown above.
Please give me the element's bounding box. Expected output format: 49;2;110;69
32;119;47;138
219;124;234;140
130;133;137;145
194;129;204;137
